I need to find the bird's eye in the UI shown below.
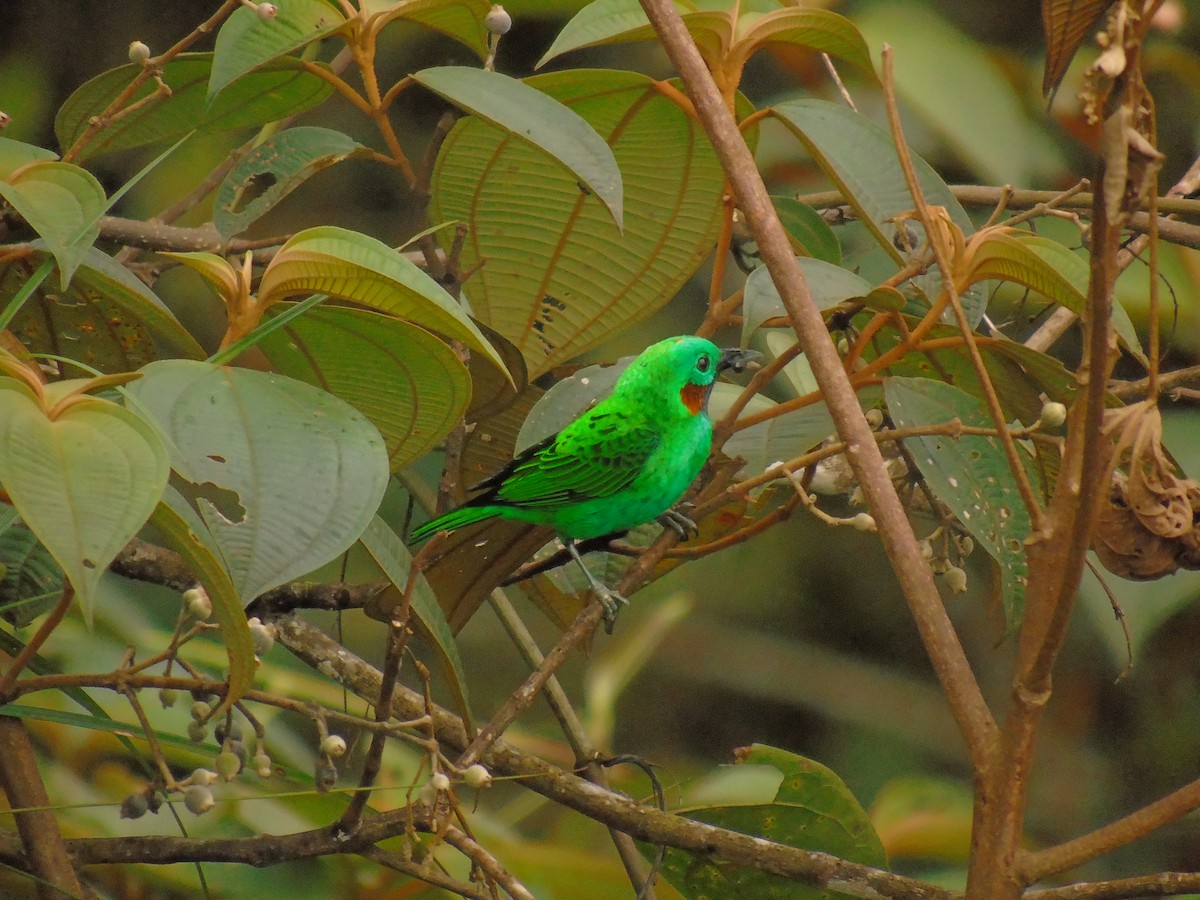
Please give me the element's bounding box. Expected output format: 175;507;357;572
696;355;711;373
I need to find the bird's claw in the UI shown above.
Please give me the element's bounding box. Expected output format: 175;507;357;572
658;506;699;540
596;586;629;634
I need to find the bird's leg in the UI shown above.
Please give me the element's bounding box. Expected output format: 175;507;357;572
657;504;699;540
565;540;627;634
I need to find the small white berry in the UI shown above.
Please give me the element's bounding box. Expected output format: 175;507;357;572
1039;401;1067;429
158;688;178;709
187;721;208;743
128;41;151;64
850;512;876;532
184;587;212;620
216;751;242;781
191;768;219;786
184;785;215;815
865;408;884;428
256;2;279;21
485;4;512;35
430;772;451;792
320;734;347;758
248;617;276;655
190;700;212;722
253;753;272;778
462;764;492;789
945;565;969;594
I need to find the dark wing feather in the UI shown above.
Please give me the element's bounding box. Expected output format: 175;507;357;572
474;410;659;510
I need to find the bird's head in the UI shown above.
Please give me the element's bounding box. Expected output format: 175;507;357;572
621;336;760;418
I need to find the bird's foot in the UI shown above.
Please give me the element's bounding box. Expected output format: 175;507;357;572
658;506;699;540
595;585;629;634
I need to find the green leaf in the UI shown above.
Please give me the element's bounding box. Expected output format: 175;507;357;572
413;66;623;229
150;491;257;717
3;247;205;371
0;161;105;286
772;99;975;258
0;137;57;179
772;195;841;265
871;775;973;863
359;516;472;728
856;2;1063;185
538;0;730;69
656;743;887;899
215;126;369;238
0;380;169;623
885;376;1031;629
770;99;985;325
0;523;65;627
128;360;390;602
734;7;875;76
742;257;871;345
360;0;492;59
56;54;335;161
257;225;509;378
430;69;732;377
968;231;1147;366
258;304;472;471
209;1;347;103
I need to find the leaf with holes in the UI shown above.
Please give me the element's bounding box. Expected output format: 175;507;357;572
0;379;168;623
3;246;205;371
430;69;736;377
215;127;370;238
57;54;334;160
257;225;508;378
653;743;887;899
128;360;389;602
209;1;346;103
413;66;622;229
258;304;471;471
885;376;1032;628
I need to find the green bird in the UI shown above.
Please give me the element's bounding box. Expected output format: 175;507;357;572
411;336;758;628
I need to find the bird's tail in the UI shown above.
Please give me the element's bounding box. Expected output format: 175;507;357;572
409;504;500;544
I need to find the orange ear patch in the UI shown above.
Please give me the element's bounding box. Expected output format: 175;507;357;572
680;382;705;415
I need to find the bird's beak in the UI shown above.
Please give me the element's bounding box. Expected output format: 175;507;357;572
717;347;762;374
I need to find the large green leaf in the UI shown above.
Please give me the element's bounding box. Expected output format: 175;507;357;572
150;491;257;717
885;376;1032;629
0;161;105;286
742;257;871;345
0;137;57;179
0;522;65;627
413;66;622;229
208;0;347;103
258;304;471;471
257;225;508;377
360;0;492;58
430;69;730;377
128;360;389;602
967;231;1147;366
771;99;986;326
214;126;370;239
56;54;334;160
733;6;874;74
856;2;1063;185
2;246;204;371
655;744;887;899
0;379;168;623
359;516;472;728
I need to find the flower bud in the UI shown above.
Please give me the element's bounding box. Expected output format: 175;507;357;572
429;772;450;792
190;700;211;722
944;565;969;594
248;617;276;656
253;753;272;778
256;2;279;20
128;41;151;64
187;721;208;743
216;751;242;781
850;512;876;532
120;792;149;819
1039;401;1067;429
158;688;178;709
191;768;218;787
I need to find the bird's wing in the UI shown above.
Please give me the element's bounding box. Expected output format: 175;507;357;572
481;411;660;509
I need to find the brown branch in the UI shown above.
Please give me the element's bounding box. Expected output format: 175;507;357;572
0;717;87;899
443;826;535;900
638;0;996;770
1025;873;1200;900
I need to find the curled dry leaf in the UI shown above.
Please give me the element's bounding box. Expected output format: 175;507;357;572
1092;403;1200;580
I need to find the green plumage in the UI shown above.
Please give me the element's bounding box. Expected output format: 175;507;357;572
411;336;726;544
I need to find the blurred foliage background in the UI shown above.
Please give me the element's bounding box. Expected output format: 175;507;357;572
5;0;1200;895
